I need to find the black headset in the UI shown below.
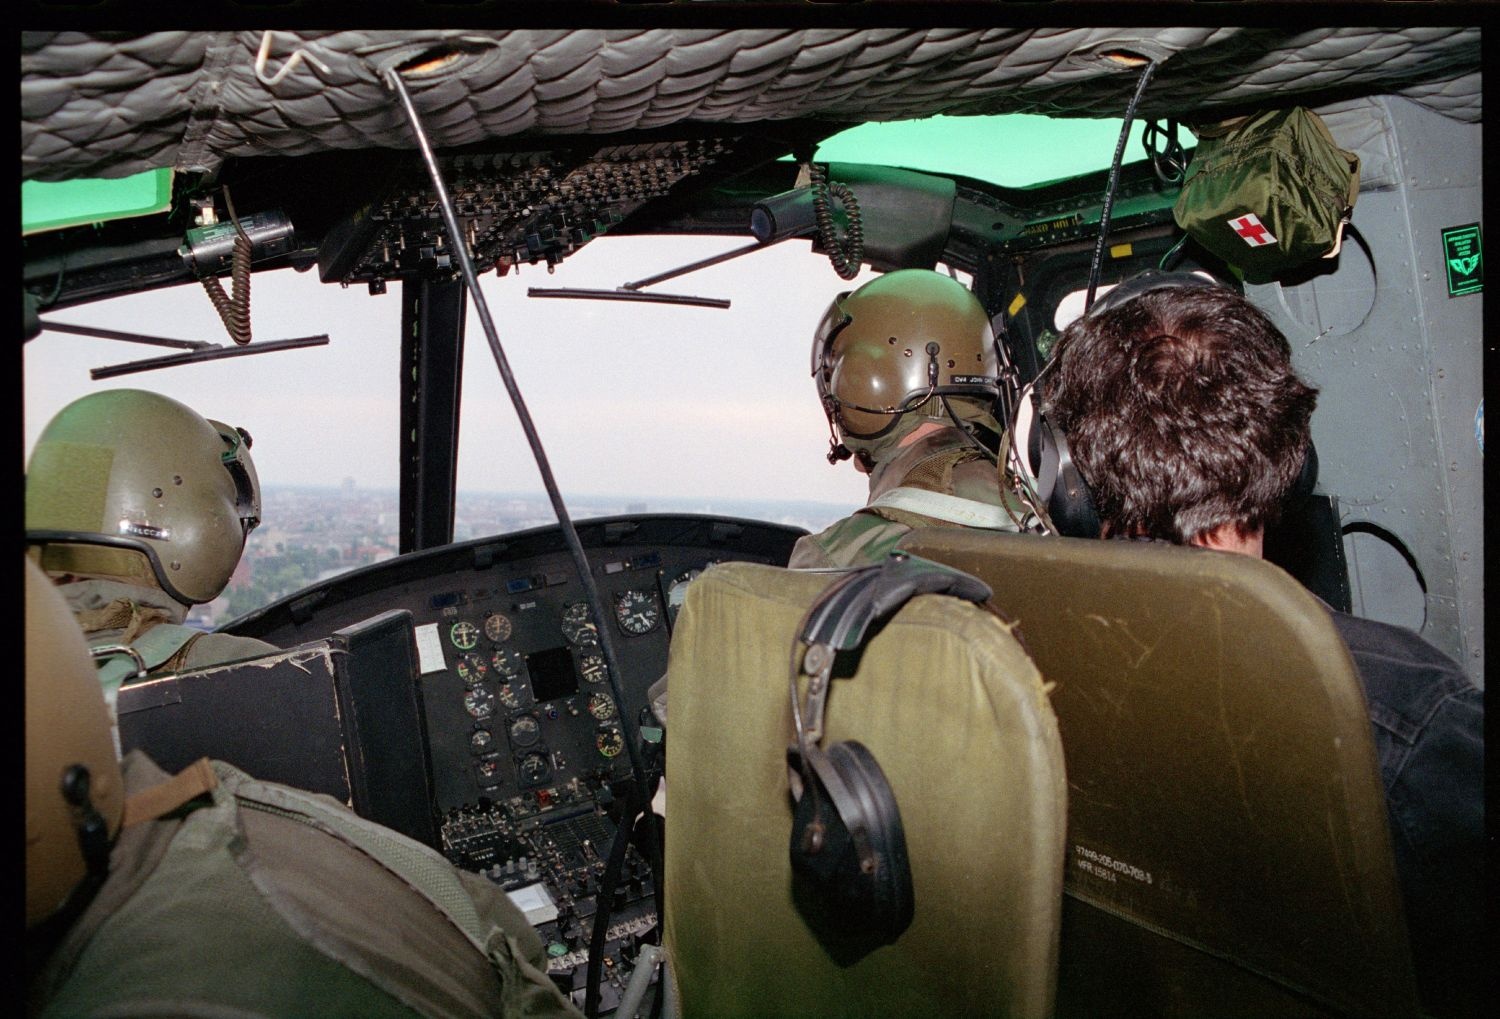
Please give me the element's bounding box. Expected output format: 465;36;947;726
786;553;991;962
1016;270;1317;537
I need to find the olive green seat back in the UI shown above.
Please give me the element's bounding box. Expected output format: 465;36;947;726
662;561;1067;1019
899;528;1419;1018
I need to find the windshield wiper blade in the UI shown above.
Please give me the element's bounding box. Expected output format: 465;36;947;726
37;319;216;350
525;238;791;309
525;287;731;309
89;335;329;380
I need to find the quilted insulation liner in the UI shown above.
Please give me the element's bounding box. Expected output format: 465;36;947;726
20;27;1481;183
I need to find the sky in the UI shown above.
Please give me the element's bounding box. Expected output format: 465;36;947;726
23;235;883;511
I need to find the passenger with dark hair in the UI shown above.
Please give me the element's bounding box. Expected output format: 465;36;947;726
1043;278;1484;1019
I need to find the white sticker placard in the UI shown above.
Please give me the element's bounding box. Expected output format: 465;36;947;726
508;882;559;925
414;622;448;675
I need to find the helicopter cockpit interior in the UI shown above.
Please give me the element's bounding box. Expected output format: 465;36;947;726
23;21;1483;1019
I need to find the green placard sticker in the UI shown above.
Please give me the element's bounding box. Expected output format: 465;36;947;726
1441;223;1482;297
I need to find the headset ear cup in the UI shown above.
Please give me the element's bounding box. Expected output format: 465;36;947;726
826;740;914;940
1044;427;1102;539
1287;440;1318;506
788;741;913;955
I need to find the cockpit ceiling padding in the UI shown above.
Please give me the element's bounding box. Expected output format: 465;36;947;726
21;27;1480;183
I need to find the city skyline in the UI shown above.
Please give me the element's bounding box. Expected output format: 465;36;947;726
196;481;846;628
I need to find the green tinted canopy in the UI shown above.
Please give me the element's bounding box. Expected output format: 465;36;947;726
22;168;174;235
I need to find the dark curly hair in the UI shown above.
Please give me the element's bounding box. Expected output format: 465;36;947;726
1042;284;1318;544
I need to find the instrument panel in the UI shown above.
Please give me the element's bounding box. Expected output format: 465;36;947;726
416;555;683;816
227;513;802;823
225;514;802;1009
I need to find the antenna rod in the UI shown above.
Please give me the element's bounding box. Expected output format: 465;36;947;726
383;67;666;938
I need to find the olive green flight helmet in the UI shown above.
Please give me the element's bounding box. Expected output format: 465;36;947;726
26;555;124;929
26;389;261;606
812;269;1002;466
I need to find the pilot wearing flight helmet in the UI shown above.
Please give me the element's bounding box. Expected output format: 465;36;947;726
649;269;1023;728
791;268;1025;568
24;556;583;1017
26;389;279;684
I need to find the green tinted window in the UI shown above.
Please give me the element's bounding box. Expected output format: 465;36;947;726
810;114;1167;188
22;168;174;235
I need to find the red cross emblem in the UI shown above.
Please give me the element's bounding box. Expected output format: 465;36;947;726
1230;213;1277;247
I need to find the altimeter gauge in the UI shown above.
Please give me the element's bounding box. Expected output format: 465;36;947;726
613;588;661;636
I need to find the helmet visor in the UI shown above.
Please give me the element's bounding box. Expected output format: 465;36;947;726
214;424;261;535
810;293;852;381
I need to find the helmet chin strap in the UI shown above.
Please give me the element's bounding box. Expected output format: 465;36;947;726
823;398;853;464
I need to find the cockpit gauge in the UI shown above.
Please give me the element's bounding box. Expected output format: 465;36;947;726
595;726;624;758
560;602;599;647
484;612;513;643
578;653;608;685
470;729;493;753
587;692;617;722
476;754;504;788
491;646;525;681
518;751;551;786
666;568;703;626
454;653;488;685
496;683;522;710
613;588;661;636
509;714;541;749
463;686;497;721
449;620;480;650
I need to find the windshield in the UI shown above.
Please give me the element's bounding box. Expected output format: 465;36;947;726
24;236;887;625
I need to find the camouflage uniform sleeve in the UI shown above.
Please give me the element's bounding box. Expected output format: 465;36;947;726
787;531;843;569
787;509;924;570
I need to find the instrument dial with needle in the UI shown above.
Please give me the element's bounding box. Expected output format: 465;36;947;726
595;726;624;758
484;612;513;643
454;653;488;685
587;692;617;721
613;588;661;636
463;686;496;721
491;646;524;682
579;653;608;684
509;714;541;748
560;602;599;646
449;620;480;650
